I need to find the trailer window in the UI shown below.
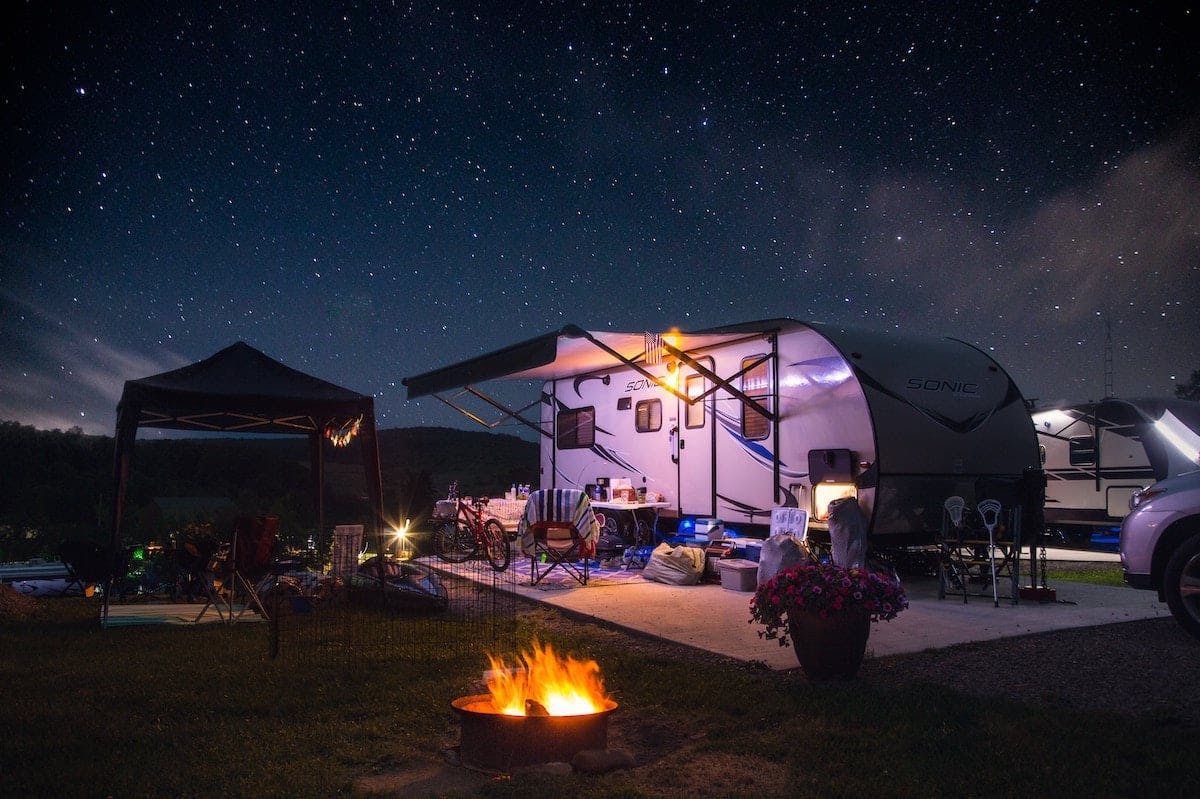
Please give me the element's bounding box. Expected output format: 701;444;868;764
557;407;595;449
1068;436;1096;466
741;356;771;440
685;374;705;428
635;399;662;432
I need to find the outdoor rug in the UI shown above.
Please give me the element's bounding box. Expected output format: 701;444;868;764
100;602;266;627
420;555;649;591
506;557;649;590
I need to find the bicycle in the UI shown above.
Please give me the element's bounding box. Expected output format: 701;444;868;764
432;496;511;571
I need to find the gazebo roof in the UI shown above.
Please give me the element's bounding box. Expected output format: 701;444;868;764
117;341;372;434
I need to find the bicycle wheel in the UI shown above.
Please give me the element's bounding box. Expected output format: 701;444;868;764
434;520;477;563
482;519;510;571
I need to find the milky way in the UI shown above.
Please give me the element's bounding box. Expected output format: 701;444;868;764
2;2;1197;435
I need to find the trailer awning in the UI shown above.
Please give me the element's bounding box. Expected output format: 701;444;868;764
403;323;770;398
402;322;778;435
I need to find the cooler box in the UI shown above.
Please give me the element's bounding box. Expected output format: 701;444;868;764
716;559;758;591
738;540;763;562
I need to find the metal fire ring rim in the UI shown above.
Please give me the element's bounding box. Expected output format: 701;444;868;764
451;693;618;718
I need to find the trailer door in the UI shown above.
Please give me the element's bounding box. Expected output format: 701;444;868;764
676;358;716;517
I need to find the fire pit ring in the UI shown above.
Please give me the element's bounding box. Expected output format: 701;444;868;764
452;693;618;770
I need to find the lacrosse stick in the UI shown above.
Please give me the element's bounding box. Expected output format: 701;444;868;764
978;499;1002;607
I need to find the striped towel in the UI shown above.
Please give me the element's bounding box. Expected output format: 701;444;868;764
518;489;600;556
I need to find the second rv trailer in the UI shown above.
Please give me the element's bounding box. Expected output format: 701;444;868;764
1033;397;1200;544
403;319;1041;545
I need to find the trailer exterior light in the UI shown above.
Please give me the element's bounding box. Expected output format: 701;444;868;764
1036;409;1076;431
813;482;857;521
780;357;853;389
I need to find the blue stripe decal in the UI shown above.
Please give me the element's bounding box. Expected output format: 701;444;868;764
714;408;805;480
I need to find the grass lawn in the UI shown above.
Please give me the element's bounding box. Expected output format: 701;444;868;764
1045;564;1127;587
1;595;1196;798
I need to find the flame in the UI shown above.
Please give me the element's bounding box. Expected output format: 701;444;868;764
485;641;609;716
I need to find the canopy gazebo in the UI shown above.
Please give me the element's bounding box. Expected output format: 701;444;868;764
109;342;384;600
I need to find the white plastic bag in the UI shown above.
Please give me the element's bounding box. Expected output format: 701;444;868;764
641;543;705;585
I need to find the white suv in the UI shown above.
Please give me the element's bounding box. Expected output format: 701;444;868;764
1120;470;1200;639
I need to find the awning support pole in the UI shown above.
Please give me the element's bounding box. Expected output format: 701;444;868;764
432;389;548;438
661;342;777;421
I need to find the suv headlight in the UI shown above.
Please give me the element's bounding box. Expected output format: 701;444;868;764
1130;486;1168;510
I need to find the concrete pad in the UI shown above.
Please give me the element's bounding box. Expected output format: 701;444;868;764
470;565;1170;671
1039;547;1120;563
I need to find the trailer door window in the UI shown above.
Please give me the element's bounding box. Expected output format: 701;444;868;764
1068;436;1096;466
635;399;662;432
685;374;706;428
557;407;595;449
741;356;771;441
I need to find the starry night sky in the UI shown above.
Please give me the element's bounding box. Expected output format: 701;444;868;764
3;1;1198;437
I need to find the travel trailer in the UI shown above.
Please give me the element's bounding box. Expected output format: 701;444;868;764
403;319;1042;546
1032;398;1200;545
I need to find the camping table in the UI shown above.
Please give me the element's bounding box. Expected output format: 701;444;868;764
481;497;527;533
590;501;670;546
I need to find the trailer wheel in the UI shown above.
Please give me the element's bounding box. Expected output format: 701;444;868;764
1163;531;1200;640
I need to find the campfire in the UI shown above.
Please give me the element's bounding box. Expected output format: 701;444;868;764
484;640;609;716
452;641;618;770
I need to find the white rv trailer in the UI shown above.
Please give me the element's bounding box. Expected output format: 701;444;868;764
1032;398;1200;543
402;319;1041;545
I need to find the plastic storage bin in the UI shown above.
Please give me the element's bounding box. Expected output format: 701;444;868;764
716;558;758;592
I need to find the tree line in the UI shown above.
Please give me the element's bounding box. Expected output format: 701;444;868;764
0;420;537;561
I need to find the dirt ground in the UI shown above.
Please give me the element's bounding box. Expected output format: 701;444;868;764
0;583;39;619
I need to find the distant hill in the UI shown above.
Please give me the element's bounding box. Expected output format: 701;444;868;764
379;426;538;495
0;420;537;559
323;426;538;522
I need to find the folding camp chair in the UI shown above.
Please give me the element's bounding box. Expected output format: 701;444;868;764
195;516;279;622
175;538;220;604
518;489;600;586
57;540;126;598
937;497;1021;606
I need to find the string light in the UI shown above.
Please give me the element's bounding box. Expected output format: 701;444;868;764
324;415;362;447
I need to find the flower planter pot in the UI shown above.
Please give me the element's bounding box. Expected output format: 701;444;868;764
787;608;870;680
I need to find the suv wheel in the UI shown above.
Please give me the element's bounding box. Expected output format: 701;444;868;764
1163;531;1200;640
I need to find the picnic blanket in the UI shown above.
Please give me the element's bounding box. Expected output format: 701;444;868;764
517;489;600;556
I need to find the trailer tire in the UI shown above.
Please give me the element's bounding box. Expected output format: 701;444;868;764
1163;531;1200;641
